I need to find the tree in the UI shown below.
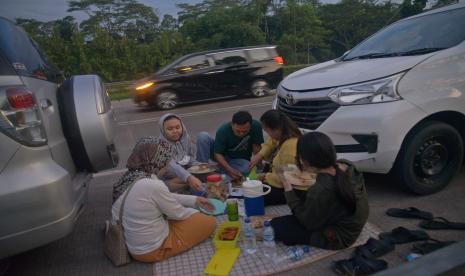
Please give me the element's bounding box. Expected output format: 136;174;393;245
67;0;159;41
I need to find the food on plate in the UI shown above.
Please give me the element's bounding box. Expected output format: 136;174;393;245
281;165;316;187
219;227;238;241
187;163;214;174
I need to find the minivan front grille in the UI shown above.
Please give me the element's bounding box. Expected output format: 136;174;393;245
277;96;340;130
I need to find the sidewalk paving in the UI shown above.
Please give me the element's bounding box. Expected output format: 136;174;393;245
4;169;465;276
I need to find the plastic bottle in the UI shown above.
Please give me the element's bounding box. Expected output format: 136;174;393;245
243;217;257;254
263;220;277;259
248;166;257;180
274;246;310;264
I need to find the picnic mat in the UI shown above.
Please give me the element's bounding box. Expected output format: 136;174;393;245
153;205;380;276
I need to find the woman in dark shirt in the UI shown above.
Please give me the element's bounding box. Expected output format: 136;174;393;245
271;132;369;250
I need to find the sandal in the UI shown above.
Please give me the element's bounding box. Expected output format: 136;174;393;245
411;239;456;255
334;255;387;276
354;238;395;259
379;227;429;244
419;217;465;230
386;207;433;220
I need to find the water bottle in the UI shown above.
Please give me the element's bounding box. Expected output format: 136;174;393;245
243;217;257;254
263;220;277;259
274;246;310;264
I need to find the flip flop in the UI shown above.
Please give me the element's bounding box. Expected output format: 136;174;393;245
419;217;465;230
379;227;429;244
411;239;456;255
354;238;395;259
333;255;387;276
386;207;433;220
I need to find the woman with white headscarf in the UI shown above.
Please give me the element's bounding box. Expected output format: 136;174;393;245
158;113;203;192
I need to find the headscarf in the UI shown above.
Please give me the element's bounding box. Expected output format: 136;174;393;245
112;137;175;202
158;113;196;165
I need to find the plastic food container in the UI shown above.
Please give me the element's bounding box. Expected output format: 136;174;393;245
213;221;241;249
207;174;228;201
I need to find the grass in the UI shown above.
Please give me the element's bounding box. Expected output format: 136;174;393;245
106;64;312;101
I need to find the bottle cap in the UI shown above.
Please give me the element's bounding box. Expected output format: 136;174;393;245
264;220;271;227
303;246;310;253
207;174;221;182
244;217;251;223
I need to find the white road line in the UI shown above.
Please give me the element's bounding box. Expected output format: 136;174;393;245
117;101;273;126
93;168;128;177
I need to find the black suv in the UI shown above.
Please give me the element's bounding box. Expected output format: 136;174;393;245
132;45;284;109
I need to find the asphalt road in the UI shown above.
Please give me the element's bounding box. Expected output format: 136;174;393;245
4;96;465;276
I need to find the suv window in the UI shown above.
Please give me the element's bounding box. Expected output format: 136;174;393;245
0;18;60;82
212;51;247;65
247;48;273;61
178;55;210;70
345;7;465;60
0;52;15;76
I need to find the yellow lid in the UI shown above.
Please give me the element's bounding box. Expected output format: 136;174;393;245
204;248;240;276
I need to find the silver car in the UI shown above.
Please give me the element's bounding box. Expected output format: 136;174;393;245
0;17;118;258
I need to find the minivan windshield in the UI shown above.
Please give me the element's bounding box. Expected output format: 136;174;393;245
344;7;465;61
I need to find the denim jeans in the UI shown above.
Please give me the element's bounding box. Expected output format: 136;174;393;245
196;131;250;176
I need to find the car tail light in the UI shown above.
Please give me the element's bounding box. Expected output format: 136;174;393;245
274;56;284;65
0;86;47;146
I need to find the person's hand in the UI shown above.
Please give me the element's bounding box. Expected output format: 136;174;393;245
187;175;203;192
276;166;293;192
226;167;243;181
256;173;266;181
248;153;263;171
196;197;214;212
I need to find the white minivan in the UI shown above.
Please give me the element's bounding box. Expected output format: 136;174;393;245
274;3;465;194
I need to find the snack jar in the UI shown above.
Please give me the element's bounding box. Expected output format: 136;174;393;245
206;174;228;201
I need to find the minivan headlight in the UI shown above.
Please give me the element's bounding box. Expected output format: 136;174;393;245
329;73;403;105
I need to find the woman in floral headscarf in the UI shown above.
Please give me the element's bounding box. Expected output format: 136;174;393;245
111;137;216;263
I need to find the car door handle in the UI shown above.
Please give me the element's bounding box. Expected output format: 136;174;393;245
204;70;224;75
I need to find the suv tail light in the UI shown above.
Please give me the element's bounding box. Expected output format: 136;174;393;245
0;86;47;146
274;56;284;65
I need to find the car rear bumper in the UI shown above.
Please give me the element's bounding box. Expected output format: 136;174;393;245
0;146;91;258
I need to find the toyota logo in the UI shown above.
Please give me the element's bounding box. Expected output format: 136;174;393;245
285;93;297;105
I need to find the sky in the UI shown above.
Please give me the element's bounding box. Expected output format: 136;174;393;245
0;0;204;22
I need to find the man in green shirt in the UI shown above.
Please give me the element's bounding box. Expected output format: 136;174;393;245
196;111;264;180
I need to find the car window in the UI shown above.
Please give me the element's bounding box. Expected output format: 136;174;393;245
345;7;465;60
0;52;15;76
178;55;210;70
247;48;273;61
0;18;60;82
213;51;247;65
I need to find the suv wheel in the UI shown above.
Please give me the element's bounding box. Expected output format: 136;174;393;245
393;121;463;195
155;91;178;110
251;80;270;97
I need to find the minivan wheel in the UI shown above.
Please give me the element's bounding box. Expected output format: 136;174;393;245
155;91;178;110
251;80;270;97
393;121;463;195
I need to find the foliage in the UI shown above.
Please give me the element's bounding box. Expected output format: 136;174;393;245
14;0;434;82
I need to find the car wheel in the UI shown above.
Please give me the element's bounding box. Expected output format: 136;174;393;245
155;90;178;110
251;80;270;97
393;121;463;195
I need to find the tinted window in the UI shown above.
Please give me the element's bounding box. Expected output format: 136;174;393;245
0;52;15;76
247;48;273;61
213;51;247;65
345;7;465;60
0;18;60;82
178;55;210;70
